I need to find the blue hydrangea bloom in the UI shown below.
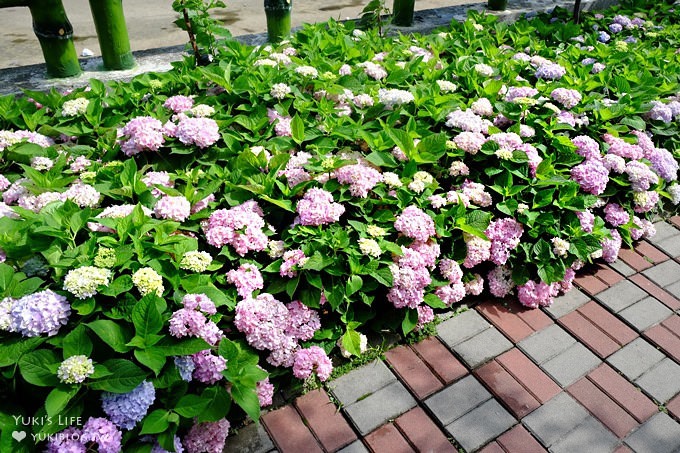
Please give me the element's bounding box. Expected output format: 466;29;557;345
174;356;195;382
101;381;156;430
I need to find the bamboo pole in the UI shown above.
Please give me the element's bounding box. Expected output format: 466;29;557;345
392;0;415;26
88;0;135;70
0;0;82;77
264;0;292;42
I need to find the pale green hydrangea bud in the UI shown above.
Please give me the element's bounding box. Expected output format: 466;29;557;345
132;267;164;297
179;251;213;273
94;247;117;268
57;355;95;384
63;266;112;299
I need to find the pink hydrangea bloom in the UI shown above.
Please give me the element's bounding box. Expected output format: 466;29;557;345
551;88;582;109
416;305;435;330
517;280;559;308
463;234;491;268
171;117;220;148
603;134;644;160
486;218;523;265
142;171;173;197
184;419;230;453
285;300;321;341
435;283;466;306
226;264;264;299
117;116;165;156
280;249;307;278
204;200;268;256
257;377;275;407
625;160;659;192
601;229;622;263
572;136;600;160
296;188;345;226
487;266;515;298
163;95;194;113
570;159;609;195
454;132;486;154
293;346;332;381
465;274;485;295
394;206;435;241
576;210;595;233
154;195;191;222
335;164;383;197
388;248;431;309
191;350;226;384
603;203;630;227
461;180;492;207
439;258;463;283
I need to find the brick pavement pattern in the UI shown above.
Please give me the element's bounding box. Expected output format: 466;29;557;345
238;221;680;452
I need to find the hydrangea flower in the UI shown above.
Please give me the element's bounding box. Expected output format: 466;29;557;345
488;266;515;298
204;200;268;255
180;251;213;272
293;346;332;381
257;376;275;407
191;350;226;384
358;238;382;258
9;290;70;337
117;116;165;156
486;218;523;265
570;159;609;195
280;249;307;278
296;188;345;226
394;206;435;241
164;95;194;113
57;355;95;384
184;419;230;453
132;267;164;297
270;83;291;99
63;266;112;299
101;381;156;430
378;88;414;108
335;164;383;197
80;417;123;453
518;280;559;308
226;263;264;299
551;88;582;109
171;117;220;148
61;98;90;117
535;62;566;80
154;195;191;222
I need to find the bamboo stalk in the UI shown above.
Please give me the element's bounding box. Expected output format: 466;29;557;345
392;0;415;26
264;0;292;42
27;0;82;77
88;0;135;70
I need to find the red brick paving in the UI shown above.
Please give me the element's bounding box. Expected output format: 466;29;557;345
617;247;653;271
667;393;680;420
477;300;552;343
476;361;541;418
587;364;658;423
394;407;455;453
410;337;467;385
644;318;680;364
262;405;323;453
496;425;547;453
637;241;670;264
559;301;636;358
574;273;609;295
629;274;680;311
479;442;506;453
671;215;680;229
567;378;639;438
294;389;357;452
496;348;561;404
386;345;443;399
593;263;625;286
365;423;415;453
613;446;635;453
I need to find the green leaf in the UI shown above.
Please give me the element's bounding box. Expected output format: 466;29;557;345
345;275;363;297
99;275;133;297
424;293;447;309
302;252;334;271
372;266;393;287
401;308;419;335
385;128;414;159
140;409;170;435
341;329;362;357
0;263;15;296
132;296;164;348
174;394;210;418
0;337;45;368
88;359;147;393
134;349;167;375
45;385;80;418
18;350;59;387
291;115;305;144
198;386;232;422
230;382;260;422
153;337;210;357
620;115;646;130
364;151;397;168
87;320;133;353
465;210;492;232
62;325;93;358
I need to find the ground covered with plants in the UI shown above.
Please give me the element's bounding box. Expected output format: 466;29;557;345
0;1;679;451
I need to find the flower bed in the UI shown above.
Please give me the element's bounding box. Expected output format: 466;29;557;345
1;1;679;451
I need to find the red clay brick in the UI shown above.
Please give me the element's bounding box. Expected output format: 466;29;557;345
662;315;680;335
574;274;609;295
568;378;638;438
476;361;540;418
395;407;455;453
294;389;357;452
667;393;680;420
644;324;680;363
365;423;414;453
613;445;634;453
515;305;553;332
671;216;680;229
411;337;467;384
629;274;680;311
578;302;638;346
496;348;561;404
262;405;323;453
560;310;620;358
479;442;506;453
637;241;670;264
386;345;443;399
618;247;653;271
477;301;535;343
497;424;546;453
594;264;625;286
587;364;658;423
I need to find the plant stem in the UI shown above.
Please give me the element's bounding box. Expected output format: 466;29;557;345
265;0;292;42
27;0;82;77
573;0;582;23
180;0;203;64
88;0;135;70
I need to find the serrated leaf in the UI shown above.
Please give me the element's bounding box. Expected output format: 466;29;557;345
341;329;362;357
45;386;79;418
346;275;363;297
132;296;164;348
62;325;93;358
401;308;419;335
88;359;147;393
18;350;59;387
87;320;133;353
140;409;170;435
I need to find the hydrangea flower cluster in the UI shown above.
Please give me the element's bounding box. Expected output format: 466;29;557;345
280;249;307;278
184;419;230;453
335;164;383;197
204;200;268;255
551;88;582;109
296;188;345;226
394;206;435;241
132;267;164;297
154;195;192;222
117;116;165;156
169;293;221;345
164;95;194;113
191;350;227;384
7;290;70;337
166;116;220;148
435;258;466;306
57;355;95;384
377;88;414;108
61;98;90;116
486;218;524;265
226;263;264;299
0;129;54;151
101;381;156;430
293;346;333;381
180;250;213;272
388;247;433;309
63;266;112;299
47;417;122;453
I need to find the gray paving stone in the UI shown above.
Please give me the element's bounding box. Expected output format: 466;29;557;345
343;380;416;435
648;222;680;245
225;423;274;453
337;440;369;453
329;360;395;406
643;260;680;288
453;327;513;369
425;375;491;426
618;297;673;331
607;338;665;381
541;343;601;388
437;309;490;348
595;280;648;313
517;324;575;365
666;280;680;301
635;358;680;403
522;393;589;448
608;259;637;277
550;415;619;453
545;288;590;318
624;413;680;453
445;399;516;452
655;236;680;259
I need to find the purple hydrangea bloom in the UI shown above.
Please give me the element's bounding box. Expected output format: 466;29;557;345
570;159;609;195
535;62;566;80
609;23;623;33
81;417;123;453
647;101;673;124
9;290;70;337
101;381;156;430
597;31;611;43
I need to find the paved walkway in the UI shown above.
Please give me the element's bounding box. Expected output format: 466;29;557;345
225;215;680;453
